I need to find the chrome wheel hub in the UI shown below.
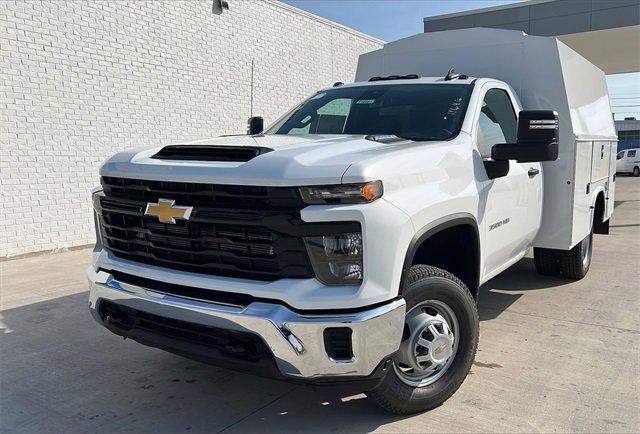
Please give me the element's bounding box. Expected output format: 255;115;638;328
393;300;459;387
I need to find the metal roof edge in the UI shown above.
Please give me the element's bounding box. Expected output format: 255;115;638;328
267;1;385;45
423;0;555;22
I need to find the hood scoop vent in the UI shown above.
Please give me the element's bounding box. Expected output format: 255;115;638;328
151;145;273;162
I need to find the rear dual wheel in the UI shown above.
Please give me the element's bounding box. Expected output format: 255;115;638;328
533;229;593;280
367;265;478;415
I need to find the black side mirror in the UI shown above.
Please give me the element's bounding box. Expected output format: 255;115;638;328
247;116;264;135
492;110;559;163
483;160;510;180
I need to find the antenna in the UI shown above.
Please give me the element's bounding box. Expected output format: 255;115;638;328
445;68;460;81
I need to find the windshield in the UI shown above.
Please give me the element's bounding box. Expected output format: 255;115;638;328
266;83;472;141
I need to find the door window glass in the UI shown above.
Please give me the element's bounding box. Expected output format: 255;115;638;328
477;89;517;157
628;150;636;158
617;151;625;160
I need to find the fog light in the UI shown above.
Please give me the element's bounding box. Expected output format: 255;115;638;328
305;232;363;285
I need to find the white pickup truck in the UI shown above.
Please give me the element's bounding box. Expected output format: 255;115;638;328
88;29;617;414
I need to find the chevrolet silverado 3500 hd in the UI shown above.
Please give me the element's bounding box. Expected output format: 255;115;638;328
88;29;617;414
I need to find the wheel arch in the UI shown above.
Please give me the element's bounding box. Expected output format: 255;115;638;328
592;190;609;234
400;213;481;299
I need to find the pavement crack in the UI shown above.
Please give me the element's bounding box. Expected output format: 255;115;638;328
216;385;298;433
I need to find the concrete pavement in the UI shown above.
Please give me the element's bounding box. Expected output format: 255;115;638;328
1;177;639;433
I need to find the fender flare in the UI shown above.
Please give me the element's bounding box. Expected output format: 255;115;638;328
399;212;481;296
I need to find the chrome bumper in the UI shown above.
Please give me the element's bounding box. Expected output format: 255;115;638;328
87;269;405;379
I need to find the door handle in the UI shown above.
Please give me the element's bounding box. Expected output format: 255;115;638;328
528;167;540;177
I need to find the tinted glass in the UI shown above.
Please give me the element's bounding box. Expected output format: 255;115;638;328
628;150;636;158
477;89;517;157
617;151;624;160
267;84;472;141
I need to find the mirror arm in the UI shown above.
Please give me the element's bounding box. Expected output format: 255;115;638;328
491;143;517;161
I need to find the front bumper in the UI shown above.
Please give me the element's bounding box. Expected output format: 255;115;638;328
88;268;405;380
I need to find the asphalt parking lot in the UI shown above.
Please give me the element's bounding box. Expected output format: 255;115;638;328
1;176;639;433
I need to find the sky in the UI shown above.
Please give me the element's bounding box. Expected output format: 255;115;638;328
282;0;639;120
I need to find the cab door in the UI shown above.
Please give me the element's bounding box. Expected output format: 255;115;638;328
473;85;542;276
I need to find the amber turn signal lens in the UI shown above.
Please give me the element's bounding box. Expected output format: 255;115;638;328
361;181;383;202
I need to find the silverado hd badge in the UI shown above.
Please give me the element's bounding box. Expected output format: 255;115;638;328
144;199;193;224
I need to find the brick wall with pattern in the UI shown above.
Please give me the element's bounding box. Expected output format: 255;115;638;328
0;0;382;258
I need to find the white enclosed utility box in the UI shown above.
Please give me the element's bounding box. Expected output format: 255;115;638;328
356;28;617;250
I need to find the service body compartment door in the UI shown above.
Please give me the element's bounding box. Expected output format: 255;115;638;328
591;142;610;183
572;140;614;242
590;141;612;224
570;139;593;247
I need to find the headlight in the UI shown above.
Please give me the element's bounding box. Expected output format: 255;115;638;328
305;232;363;285
299;181;383;205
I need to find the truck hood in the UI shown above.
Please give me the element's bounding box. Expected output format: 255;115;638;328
100;134;417;185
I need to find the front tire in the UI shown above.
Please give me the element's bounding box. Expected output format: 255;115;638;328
558;229;593;279
366;265;478;415
633;166;639;177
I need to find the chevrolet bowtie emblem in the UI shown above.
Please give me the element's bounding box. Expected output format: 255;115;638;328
144;199;193;224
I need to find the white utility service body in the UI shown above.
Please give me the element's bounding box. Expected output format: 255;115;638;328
357;28;617;251
88;29;617;414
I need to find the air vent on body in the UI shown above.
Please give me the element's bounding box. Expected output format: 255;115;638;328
151;145;273;162
323;328;353;360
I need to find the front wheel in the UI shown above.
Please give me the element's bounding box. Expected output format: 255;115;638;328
633;166;639;177
366;265;478;415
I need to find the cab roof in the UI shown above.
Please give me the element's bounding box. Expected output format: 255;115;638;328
329;76;478;91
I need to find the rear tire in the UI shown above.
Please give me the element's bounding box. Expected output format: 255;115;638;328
366;265;478;415
633;166;639;177
558;230;593;280
533;247;559;276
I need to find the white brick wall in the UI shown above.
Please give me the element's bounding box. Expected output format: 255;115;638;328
0;0;382;258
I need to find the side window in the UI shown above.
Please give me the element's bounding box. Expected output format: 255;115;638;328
628;150;636;158
477;89;517;157
617;151;625;160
